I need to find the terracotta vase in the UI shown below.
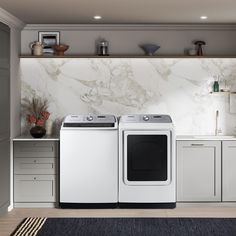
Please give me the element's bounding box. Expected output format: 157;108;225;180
30;125;46;138
53;44;69;56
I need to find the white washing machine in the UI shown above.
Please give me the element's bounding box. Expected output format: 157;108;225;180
60;115;118;208
119;114;176;208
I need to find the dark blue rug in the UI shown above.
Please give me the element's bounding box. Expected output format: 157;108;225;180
12;217;236;236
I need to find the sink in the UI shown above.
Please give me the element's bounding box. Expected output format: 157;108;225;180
193;135;236;139
177;135;236;140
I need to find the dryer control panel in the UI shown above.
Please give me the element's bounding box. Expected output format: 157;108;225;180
120;114;172;123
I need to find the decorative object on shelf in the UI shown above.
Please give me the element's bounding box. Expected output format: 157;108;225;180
194;40;206;56
23;97;50;138
38;31;60;54
45;119;53;135
187;48;197;56
139;44;160;56
221;79;230;93
96;38;109;56
53;44;69;56
30;41;44;56
213;80;220;92
30;125;46;138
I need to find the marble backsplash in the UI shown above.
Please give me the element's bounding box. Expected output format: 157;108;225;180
20;58;236;135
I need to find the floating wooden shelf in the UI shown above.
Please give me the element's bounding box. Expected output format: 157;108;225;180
19;54;236;59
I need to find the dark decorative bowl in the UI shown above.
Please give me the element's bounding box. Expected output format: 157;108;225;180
139;44;160;56
30;126;46;138
53;44;69;56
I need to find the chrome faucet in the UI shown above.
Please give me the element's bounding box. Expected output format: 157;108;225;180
215;110;221;136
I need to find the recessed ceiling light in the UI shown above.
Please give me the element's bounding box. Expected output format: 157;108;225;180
200;16;208;20
93;15;102;20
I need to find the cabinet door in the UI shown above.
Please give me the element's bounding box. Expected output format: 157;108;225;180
14;175;56;202
222;141;236;201
177;141;221;202
0;23;10;212
14;141;58;158
14;158;56;175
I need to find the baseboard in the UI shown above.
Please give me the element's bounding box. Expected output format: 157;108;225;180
14;202;57;208
8;204;13;212
13;202;236;209
177;202;236;208
0;201;10;215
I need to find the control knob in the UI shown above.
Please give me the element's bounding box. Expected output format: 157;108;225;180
143;115;149;121
87;116;93;121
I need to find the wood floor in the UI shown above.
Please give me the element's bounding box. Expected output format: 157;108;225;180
1;207;236;236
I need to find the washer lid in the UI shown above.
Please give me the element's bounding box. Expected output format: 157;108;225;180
120;114;172;123
63;115;116;127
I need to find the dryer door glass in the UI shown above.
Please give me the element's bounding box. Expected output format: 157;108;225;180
127;134;167;181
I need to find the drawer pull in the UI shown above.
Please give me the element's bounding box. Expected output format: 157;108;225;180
34;160;36;163
191;144;204;146
34;177;37;180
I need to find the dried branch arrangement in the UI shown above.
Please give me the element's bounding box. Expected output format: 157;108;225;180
22;97;50;126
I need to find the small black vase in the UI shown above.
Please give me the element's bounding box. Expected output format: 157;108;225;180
30;126;46;138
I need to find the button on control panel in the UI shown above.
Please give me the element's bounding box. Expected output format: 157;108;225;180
143;115;149;121
87;116;93;121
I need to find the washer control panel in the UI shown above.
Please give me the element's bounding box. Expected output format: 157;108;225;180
63;115;117;127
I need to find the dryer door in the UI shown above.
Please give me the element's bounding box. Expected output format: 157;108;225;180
123;130;171;186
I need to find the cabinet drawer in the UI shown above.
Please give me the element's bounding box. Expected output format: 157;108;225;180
14;141;58;158
14;158;56;174
14;175;56;202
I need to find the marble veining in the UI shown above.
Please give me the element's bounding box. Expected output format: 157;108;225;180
20;58;236;135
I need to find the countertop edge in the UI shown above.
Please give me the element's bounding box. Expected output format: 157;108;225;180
12;135;236;141
12;135;60;141
176;135;236;141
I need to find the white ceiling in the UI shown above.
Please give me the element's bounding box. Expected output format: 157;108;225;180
0;0;236;24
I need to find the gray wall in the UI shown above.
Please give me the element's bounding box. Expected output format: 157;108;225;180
21;24;236;55
11;28;21;138
9;23;22;213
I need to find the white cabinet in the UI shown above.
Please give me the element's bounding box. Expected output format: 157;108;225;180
222;141;236;201
177;141;221;202
13;140;58;206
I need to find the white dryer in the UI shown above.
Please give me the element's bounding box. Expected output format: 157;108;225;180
119;114;176;208
60;115;118;208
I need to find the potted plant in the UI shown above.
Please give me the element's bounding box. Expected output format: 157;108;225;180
23;97;50;138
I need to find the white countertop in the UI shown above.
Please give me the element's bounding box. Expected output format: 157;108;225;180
12;135;236;141
13;135;59;141
176;135;236;141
